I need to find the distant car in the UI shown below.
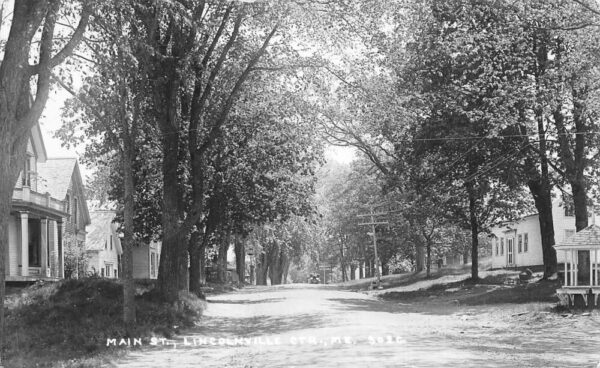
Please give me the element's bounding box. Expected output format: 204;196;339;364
308;273;321;284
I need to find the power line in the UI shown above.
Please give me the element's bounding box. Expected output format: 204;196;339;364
463;145;530;183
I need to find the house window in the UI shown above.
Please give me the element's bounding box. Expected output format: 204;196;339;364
22;157;31;187
564;203;575;217
565;229;575;241
495;239;499;256
65;194;70;214
73;197;78;226
500;238;504;255
524;233;528;252
151;252;157;278
105;264;112;278
518;234;522;253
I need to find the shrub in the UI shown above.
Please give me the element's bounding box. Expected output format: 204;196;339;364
3;278;206;366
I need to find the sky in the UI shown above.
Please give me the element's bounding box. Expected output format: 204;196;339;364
40;91;75;157
325;145;355;164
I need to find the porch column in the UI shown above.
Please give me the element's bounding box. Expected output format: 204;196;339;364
564;252;568;286
58;221;64;278
20;212;29;276
568;250;573;287
589;249;596;287
573;250;577;286
41;218;48;277
592;249;598;286
50;220;58;278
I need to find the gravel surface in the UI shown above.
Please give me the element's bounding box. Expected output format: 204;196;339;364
114;284;600;368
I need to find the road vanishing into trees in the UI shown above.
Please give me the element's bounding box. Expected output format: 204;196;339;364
116;285;600;368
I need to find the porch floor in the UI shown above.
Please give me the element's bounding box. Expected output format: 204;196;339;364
5;275;61;283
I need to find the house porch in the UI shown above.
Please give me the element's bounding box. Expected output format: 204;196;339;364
554;225;600;308
7;188;67;281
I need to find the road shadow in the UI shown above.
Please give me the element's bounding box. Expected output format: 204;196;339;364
207;297;285;305
191;313;330;337
328;296;462;316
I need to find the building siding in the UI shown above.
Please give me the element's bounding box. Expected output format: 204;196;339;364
7;216;17;276
491;201;597;268
132;245;149;279
87;233;120;278
132;241;161;279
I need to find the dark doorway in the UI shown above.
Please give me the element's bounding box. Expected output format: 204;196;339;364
577;250;590;286
28;218;41;267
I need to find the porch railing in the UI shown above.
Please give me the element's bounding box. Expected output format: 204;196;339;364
12;187;66;213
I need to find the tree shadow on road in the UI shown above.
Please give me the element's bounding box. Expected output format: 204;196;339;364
328;297;462;316
192;313;330;337
207;297;285;305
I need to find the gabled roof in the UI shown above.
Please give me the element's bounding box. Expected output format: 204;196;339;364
86;210;123;254
37;158;91;226
31;122;47;163
36;158;77;199
554;224;600;250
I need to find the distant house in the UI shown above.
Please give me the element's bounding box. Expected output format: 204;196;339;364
6;124;89;282
490;200;598;269
37;158;91;278
86;211;122;278
133;240;161;279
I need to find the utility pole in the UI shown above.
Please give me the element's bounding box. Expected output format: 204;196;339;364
358;206;389;288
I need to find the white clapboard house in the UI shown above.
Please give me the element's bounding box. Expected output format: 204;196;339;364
490;199;598;269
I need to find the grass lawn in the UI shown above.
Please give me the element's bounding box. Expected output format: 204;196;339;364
336;261;575;310
336;260;493;292
2;278;206;368
378;274;562;306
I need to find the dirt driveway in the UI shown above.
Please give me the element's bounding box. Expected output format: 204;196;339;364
115;284;600;368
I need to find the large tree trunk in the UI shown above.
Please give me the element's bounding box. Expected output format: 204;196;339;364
217;229;230;284
571;86;589;232
234;234;245;286
279;252;289;284
188;229;202;295
549;39;589;232
467;183;479;281
255;253;268;285
415;244;425;272
121;136;136;325
425;238;432;278
153;45;189;301
0;82;47;364
339;241;347;282
528;180;557;277
156;129;189;300
527;31;557;278
553;103;589;232
0;147;19;364
282;261;290;284
0;4;90;361
268;243;283;285
350;264;356;280
199;241;206;285
572;180;588;231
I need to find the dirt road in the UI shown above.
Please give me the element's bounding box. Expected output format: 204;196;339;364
115;284;600;367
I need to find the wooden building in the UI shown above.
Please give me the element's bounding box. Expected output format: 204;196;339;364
554;224;600;307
